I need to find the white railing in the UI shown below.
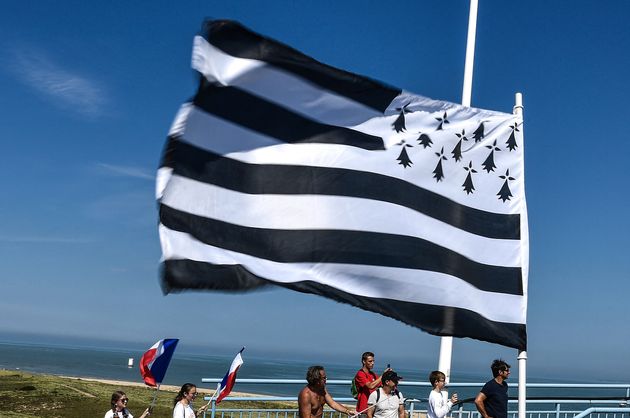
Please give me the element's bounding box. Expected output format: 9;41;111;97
200;378;630;418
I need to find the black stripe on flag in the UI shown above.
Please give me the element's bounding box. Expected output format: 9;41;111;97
162;260;527;350
202;20;401;113
162;260;270;292
163;137;520;241
193;82;385;151
160;204;523;296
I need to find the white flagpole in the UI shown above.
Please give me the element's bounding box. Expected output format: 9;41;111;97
437;0;478;385
149;383;161;411
514;92;526;418
462;0;479;108
205;382;222;409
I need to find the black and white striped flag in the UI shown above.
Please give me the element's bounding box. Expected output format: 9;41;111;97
157;20;528;350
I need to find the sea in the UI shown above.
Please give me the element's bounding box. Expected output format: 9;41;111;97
0;340;389;397
0;339;484;399
1;340;627;406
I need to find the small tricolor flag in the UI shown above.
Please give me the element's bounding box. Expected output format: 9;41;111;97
139;338;179;387
216;347;245;403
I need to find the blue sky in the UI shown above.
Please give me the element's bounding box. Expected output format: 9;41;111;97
1;1;629;382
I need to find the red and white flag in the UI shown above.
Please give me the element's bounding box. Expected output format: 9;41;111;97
216;347;245;403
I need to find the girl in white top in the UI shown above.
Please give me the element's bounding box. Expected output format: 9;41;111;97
173;383;208;418
104;391;150;418
427;371;458;418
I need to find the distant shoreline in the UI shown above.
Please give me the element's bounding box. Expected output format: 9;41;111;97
48;373;265;398
0;368;264;397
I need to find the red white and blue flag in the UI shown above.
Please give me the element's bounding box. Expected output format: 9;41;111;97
216;347;245;403
139;338;179;387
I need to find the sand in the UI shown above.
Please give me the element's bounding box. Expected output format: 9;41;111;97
58;375;262;397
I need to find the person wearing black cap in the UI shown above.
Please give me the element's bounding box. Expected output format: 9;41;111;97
366;370;405;418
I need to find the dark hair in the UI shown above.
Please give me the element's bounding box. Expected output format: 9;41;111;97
491;359;511;377
306;365;325;385
361;352;375;363
429;370;445;387
382;370;401;384
110;391;129;418
174;383;197;406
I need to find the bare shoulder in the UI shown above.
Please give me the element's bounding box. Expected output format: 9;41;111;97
299;386;311;397
299;386;315;402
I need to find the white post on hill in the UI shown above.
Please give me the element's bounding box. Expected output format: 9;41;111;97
437;0;478;386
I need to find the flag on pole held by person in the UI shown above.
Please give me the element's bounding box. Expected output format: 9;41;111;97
215;347;245;403
139;338;179;387
157;20;528;350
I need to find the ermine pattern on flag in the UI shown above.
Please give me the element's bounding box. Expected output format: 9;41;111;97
157;20;528;350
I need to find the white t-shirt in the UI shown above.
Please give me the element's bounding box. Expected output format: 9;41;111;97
367;388;404;418
104;410;134;418
173;402;195;418
427;390;453;418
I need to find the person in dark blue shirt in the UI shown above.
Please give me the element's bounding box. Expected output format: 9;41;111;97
474;359;511;418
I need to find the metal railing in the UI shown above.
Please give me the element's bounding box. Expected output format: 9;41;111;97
200;378;630;418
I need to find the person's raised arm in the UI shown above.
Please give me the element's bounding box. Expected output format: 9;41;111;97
359;369;391;391
364;375;382;390
474;392;491;418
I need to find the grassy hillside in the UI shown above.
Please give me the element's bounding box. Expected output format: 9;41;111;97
0;370;295;418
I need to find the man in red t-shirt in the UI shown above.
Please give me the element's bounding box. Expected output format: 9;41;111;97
355;352;391;416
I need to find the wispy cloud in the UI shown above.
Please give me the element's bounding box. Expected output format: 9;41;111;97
97;163;155;181
0;235;94;244
7;46;107;117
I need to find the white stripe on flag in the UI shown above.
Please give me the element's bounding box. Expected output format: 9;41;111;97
160;174;521;267
159;224;526;324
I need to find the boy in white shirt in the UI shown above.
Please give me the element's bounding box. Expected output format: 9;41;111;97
427;371;458;418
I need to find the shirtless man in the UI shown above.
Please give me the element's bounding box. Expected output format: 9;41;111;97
299;366;357;418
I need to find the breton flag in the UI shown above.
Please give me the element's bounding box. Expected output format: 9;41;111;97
216;347;245;403
139;338;179;387
157;20;528;350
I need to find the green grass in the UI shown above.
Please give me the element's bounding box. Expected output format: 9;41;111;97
0;370;296;418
